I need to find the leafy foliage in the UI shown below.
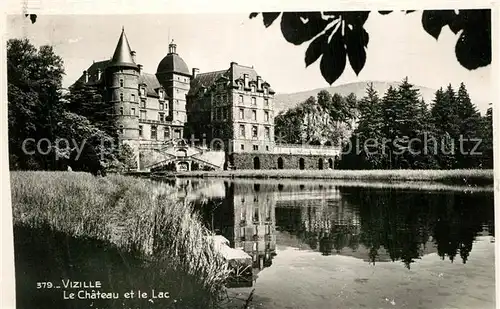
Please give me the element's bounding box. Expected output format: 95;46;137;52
7;38;130;173
250;10;491;85
274;90;357;145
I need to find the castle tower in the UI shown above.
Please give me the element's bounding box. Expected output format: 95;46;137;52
156;40;191;139
105;27;140;142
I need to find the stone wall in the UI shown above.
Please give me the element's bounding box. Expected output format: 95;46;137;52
230;153;337;170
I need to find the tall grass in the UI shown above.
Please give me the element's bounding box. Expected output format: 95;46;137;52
11;171;231;308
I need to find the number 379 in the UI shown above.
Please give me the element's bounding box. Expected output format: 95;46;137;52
36;282;53;289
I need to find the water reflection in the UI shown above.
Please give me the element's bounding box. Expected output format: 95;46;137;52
165;179;494;281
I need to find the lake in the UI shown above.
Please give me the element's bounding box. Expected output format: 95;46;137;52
164;178;495;309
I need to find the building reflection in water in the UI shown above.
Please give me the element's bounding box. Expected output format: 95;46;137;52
167;179;494;280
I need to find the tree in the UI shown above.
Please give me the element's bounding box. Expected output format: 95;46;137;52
249;10;491;86
455;83;482;168
7;38;65;170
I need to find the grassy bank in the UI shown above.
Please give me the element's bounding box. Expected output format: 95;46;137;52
149;169;493;185
10;171;230;309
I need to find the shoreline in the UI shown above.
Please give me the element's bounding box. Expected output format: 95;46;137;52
128;169;493;185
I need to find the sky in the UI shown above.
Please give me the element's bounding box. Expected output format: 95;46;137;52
6;12;492;112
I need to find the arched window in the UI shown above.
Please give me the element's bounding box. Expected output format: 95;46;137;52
299;158;305;170
253;157;260;170
318;158;324;170
120;79;124;87
119;106;124;115
328;158;333;169
120;93;123;101
277;157;284;169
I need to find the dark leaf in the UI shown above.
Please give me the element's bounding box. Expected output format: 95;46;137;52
455;19;491;70
421;10;456;40
249;12;259;19
340;11;370;27
262;12;281;27
379;11;392;15
320;28;346;84
346;26;368;75
304;27;334;67
281;12;329;45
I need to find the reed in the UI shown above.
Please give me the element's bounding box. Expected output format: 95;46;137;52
10;171;231;308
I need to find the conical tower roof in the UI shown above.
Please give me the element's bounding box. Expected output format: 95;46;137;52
108;27;138;69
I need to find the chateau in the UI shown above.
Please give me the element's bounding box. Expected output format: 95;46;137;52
75;28;340;171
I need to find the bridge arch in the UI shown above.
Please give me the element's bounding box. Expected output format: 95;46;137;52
299;158;305;170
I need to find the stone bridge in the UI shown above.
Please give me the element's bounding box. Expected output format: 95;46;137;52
137;140;225;172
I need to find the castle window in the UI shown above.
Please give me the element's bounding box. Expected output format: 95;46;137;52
164;127;170;139
239;108;244;119
140;100;146;108
253;145;259;151
252;110;257;121
140;88;146;97
151;126;157;140
241;144;245;150
264;87;269;95
159;90;164;100
120;79;123;87
131;107;136;116
131;94;135;102
159;113;164;122
252;126;258;138
120;93;123;101
239;95;243;104
251;97;256;106
264;111;269;122
159;102;164;110
140;110;146;120
239;125;245;138
251;85;256;92
266;145;269;151
265;127;270;139
120;106;124;115
264;98;269;107
138;125;143;137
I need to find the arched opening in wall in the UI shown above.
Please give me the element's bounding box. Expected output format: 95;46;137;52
278;184;284;191
192;162;200;171
277;157;284;169
299;158;305;170
213;141;222;151
318;158;323;170
328;158;334;169
253;157;261;170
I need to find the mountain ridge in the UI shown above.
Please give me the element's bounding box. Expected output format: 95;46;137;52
273;81;486;114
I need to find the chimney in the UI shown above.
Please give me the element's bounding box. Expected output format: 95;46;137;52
130;51;136;63
83;70;88;83
192;68;199;79
230;61;238;66
243;73;249;89
257;76;262;90
97;68;102;80
138;64;143;74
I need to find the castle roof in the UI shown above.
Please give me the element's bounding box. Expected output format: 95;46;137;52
188;63;275;96
138;73;163;98
156;41;191;76
108;28;138;70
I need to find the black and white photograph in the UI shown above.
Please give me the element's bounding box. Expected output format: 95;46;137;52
1;3;496;309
